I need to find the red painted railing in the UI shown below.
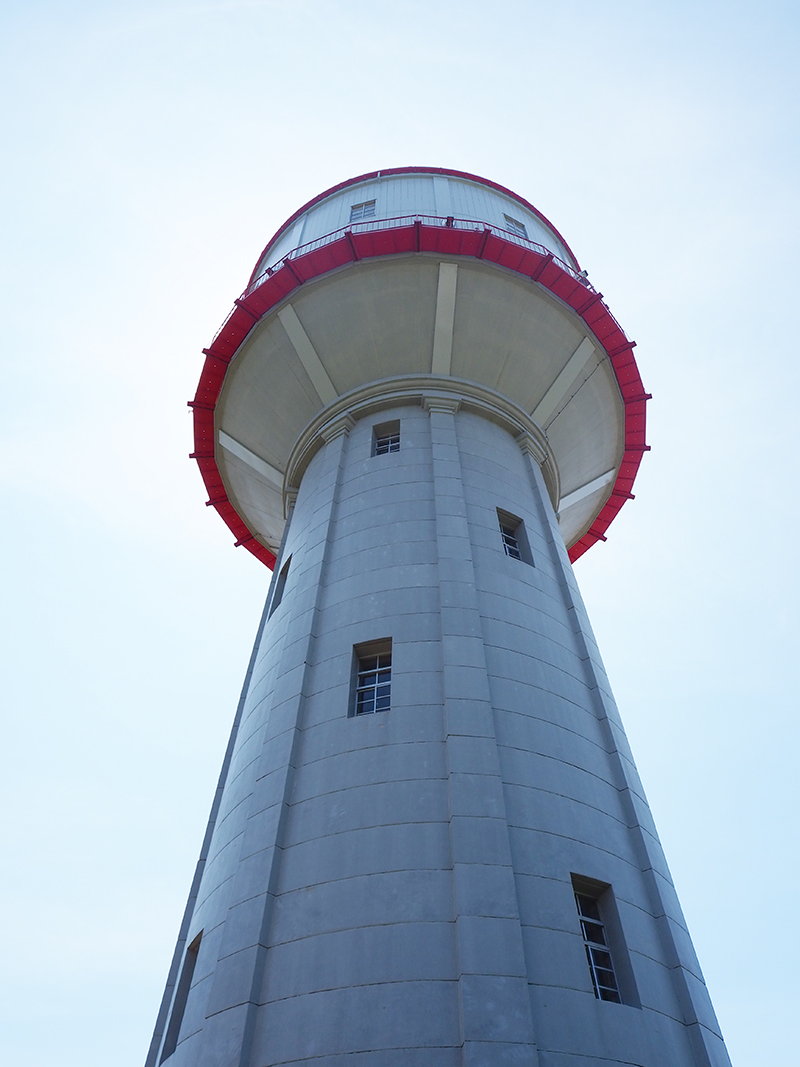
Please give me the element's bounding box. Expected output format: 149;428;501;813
248;213;591;294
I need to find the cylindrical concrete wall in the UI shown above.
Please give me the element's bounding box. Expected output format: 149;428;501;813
148;395;730;1067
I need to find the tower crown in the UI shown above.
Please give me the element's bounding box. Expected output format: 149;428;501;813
250;167;578;281
191;167;649;568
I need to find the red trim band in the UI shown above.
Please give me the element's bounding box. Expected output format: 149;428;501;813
193;222;649;568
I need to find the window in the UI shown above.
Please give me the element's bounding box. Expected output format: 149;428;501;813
352;640;392;716
571;875;639;1007
372;419;400;456
575;891;621;1003
503;213;527;238
497;509;532;565
350;199;376;221
500;520;522;559
160;931;202;1062
268;555;291;618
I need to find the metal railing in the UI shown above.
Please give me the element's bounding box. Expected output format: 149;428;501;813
245;214;596;296
206;215;631;350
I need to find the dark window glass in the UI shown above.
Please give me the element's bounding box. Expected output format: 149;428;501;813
500;522;522;559
576;893;621;1003
372;421;400;456
576;895;602;922
374;433;400;455
355;652;391;715
581;919;607;945
269;555;291;618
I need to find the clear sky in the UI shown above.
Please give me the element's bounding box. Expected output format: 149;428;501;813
1;2;797;1065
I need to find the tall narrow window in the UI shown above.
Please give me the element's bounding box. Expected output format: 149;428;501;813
268;555;291;618
160;931;202;1062
497;509;532;565
350;199;376;221
570;875;639;1007
503;213;528;238
372;420;400;456
575;891;621;1003
352;640;392;716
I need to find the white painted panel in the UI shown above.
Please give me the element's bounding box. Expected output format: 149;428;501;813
433;176;452;217
431;263;458;375
254;216;307;278
559;468;616;513
448;178;573;264
257;173;576;272
533;338;598;428
277;305;338;405
219;430;284;488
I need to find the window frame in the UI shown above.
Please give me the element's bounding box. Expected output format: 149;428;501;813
372;419;400;457
350;199;376;222
268;554;292;618
351;639;392;717
571;874;640;1008
575;891;621;1002
503;213;528;238
497;508;533;566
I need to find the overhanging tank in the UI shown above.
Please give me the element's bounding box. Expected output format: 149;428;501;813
190;167;649;568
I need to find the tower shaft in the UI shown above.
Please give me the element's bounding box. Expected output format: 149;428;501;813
149;392;729;1067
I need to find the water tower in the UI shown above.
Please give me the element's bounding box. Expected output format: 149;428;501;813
146;168;731;1067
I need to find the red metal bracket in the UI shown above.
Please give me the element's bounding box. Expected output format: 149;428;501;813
345;230;360;261
284;258;304;285
530;252;554;281
233;298;260;323
576;291;604;316
201;347;231;364
608;340;637;357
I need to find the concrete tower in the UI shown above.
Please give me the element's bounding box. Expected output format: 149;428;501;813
147;169;731;1067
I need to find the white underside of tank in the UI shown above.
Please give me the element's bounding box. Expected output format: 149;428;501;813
215;256;624;556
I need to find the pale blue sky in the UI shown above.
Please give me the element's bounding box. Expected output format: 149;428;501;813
1;2;798;1064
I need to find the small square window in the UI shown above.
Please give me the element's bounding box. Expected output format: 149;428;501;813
372;420;400;456
350;199;376;222
503;214;527;238
497;509;532;565
352;639;392;716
